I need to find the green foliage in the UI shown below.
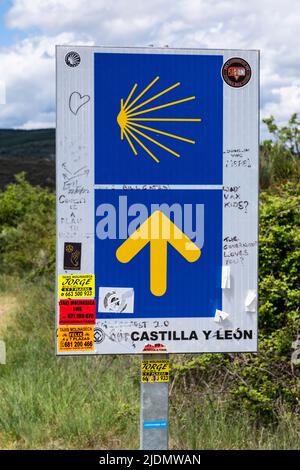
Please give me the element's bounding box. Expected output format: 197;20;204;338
172;182;300;423
0;277;139;449
259;183;300;332
0;165;299;446
171;392;300;449
260;114;300;189
0;173;55;278
263;113;300;156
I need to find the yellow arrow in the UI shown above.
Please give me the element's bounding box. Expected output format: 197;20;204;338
116;210;201;296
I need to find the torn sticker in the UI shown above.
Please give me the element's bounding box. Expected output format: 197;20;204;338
63;242;82;270
214;309;230;323
58;274;95;298
59;299;96;325
245;289;257;312
141;359;170;383
98;287;134;313
58;326;94;352
221;265;231;288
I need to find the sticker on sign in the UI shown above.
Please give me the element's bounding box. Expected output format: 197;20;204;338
98;287;134;313
59;299;96;324
141;360;170;383
58;274;95;298
57;326;94;352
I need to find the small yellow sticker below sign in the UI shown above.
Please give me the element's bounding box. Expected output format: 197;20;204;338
58;326;94;352
58;274;95;298
141;359;170;383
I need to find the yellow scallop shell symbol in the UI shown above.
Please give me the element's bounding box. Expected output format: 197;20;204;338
117;76;201;163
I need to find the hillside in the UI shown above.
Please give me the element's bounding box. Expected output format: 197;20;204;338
0;129;55;190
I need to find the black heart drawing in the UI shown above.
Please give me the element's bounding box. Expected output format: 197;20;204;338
69;91;90;115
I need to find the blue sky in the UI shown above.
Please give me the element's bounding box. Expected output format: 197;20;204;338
0;0;299;136
0;1;13;45
0;0;35;45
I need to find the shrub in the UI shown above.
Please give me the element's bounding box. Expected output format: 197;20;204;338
260;114;300;189
172;182;300;422
0;173;55;278
0;174;299;423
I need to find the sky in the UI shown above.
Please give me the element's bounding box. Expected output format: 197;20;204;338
0;0;299;139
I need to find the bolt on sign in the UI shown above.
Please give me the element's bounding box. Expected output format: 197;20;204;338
56;46;259;355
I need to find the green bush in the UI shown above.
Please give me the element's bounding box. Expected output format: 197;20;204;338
173;182;300;422
259;183;300;332
260;114;300;189
0;173;299;425
0;173;55;278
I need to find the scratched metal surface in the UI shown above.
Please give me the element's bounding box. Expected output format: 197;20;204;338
140;354;169;450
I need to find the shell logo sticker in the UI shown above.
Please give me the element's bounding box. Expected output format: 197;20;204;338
222;57;251;88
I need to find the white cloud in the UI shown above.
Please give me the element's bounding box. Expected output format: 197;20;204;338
1;0;300;132
0;32;93;128
6;0;172;43
261;84;300;123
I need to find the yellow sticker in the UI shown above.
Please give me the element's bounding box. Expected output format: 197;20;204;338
58;326;94;352
141;359;170;383
58;274;95;298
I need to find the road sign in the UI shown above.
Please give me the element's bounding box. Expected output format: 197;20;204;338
56;46;259;355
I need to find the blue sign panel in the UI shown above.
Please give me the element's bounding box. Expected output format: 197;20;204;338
94;53;223;185
94;189;222;319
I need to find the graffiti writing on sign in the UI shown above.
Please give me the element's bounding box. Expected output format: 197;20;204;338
62;163;90;195
223;186;249;213
58;274;95;298
223;147;252;168
69;91;90;115
122;184;170;190
223;235;258;265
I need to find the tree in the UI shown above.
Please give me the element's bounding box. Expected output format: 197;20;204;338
260;114;300;189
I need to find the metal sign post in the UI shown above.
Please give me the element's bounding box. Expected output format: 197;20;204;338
140;354;169;450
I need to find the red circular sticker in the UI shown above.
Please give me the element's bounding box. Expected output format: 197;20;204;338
222;57;251;88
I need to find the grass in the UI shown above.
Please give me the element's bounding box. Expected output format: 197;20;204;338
0;275;300;449
0;276;139;449
170;395;300;449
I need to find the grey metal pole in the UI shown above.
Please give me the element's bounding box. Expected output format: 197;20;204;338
140;354;169;450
